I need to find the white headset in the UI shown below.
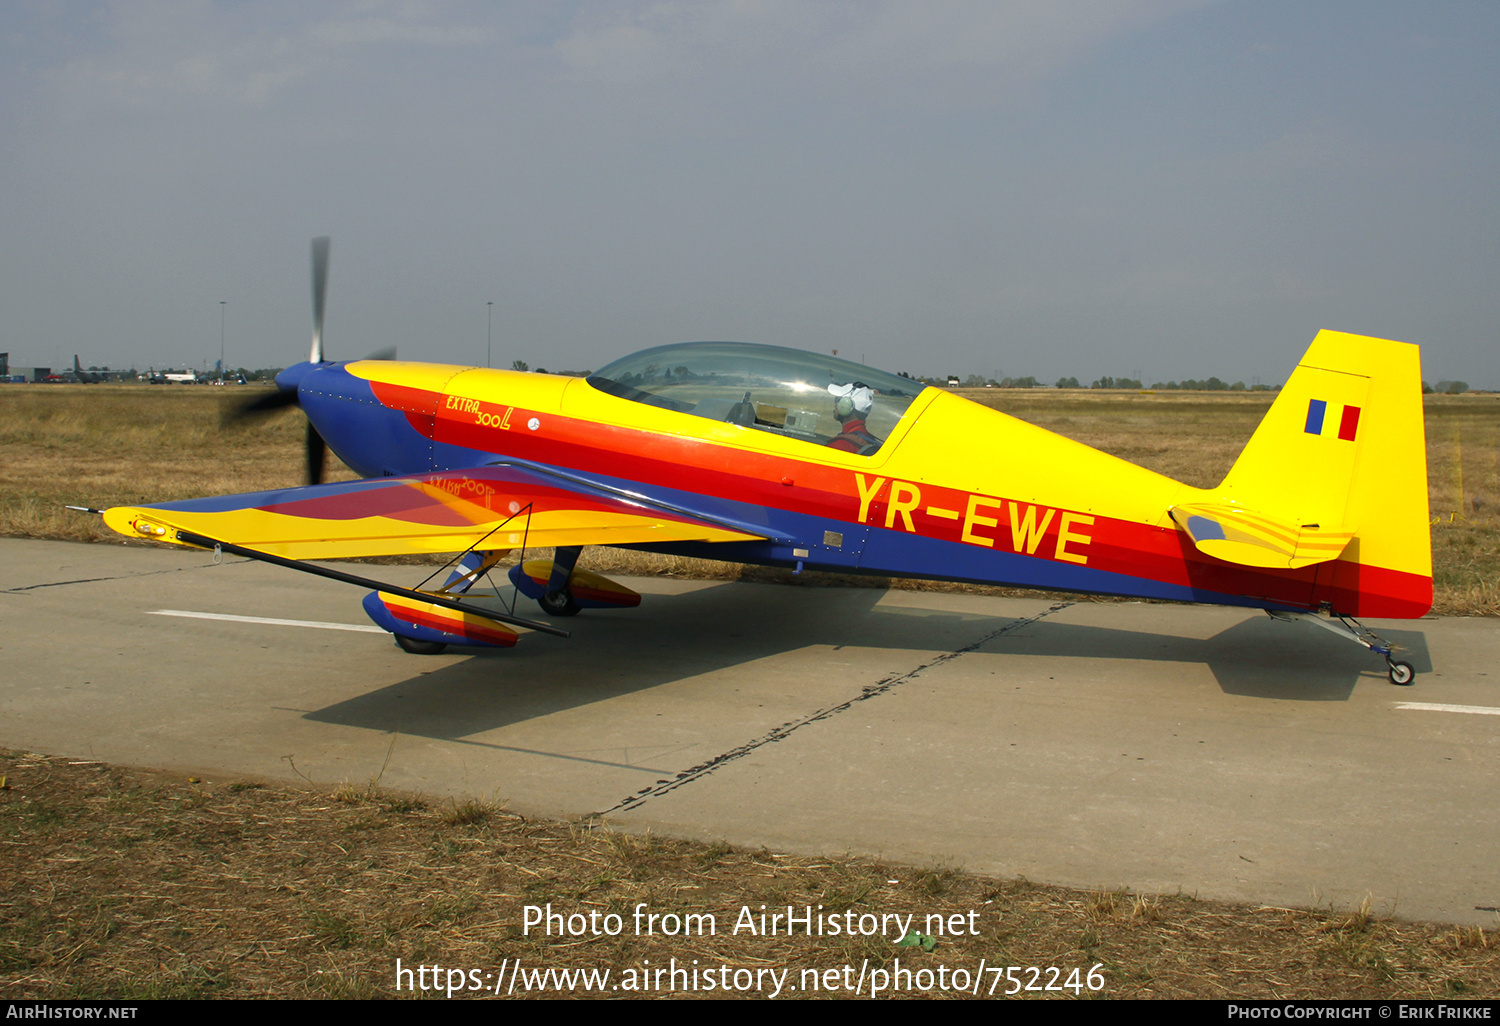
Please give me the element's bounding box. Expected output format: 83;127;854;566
828;382;874;418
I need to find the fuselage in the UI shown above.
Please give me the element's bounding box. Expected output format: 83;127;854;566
284;347;1428;618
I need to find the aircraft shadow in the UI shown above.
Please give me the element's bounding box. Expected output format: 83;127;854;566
305;581;985;741
305;584;1430;742
983;613;1431;701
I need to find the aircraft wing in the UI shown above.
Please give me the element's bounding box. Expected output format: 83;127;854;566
1169;502;1354;570
103;461;784;560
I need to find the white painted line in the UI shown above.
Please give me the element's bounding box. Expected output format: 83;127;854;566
149;609;385;633
1395;702;1500;717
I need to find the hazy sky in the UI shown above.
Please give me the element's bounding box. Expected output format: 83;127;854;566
3;1;1497;386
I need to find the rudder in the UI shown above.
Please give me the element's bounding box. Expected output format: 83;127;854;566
1217;330;1431;617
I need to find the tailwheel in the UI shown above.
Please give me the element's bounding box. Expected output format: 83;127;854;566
395;634;447;655
539;588;580;617
1267;610;1417;687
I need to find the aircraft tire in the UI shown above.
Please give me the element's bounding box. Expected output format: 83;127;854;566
394;634;447;655
1387;661;1415;686
539;588;580;617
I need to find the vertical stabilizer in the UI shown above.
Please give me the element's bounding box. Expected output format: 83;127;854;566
1216;331;1431;617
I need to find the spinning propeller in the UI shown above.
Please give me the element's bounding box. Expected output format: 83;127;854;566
310;234;329;365
225;237;392;486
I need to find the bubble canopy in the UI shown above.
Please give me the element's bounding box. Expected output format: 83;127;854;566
586;342;926;455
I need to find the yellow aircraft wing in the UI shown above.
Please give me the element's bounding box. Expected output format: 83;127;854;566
103;461;780;560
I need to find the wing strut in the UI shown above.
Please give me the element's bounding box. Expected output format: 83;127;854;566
171;528;570;638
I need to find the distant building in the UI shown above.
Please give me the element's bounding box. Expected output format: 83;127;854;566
1;365;52;383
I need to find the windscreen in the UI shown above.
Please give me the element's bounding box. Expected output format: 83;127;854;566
587;342;924;456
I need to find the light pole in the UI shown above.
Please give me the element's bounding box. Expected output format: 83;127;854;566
487;301;494;368
219;301;226;382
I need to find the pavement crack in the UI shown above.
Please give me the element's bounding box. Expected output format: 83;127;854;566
598;601;1072;816
2;560;242;593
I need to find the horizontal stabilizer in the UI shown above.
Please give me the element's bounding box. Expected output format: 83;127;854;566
1169;502;1354;570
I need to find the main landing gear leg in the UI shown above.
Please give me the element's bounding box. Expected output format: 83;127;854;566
1267;610;1416;686
509;553;641;615
540;546;583;617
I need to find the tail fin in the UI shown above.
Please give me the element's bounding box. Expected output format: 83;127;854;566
1211;330;1431;617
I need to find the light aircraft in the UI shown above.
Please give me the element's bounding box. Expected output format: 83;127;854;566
87;239;1432;685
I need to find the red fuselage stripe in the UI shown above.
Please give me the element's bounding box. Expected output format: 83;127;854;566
367;379;1431;616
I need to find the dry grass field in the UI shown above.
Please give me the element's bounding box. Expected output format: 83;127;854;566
3;383;1498;1000
1;382;1494;614
4;749;1498;1001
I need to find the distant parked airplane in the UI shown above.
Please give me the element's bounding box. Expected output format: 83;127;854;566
147;369;201;384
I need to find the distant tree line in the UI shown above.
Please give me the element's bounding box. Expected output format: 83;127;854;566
919;373;1279;391
929;375;1480;394
935;376;1485;394
292;360;1476;394
1147;378;1274;392
509;361;591;376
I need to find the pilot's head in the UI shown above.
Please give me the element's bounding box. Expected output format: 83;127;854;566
828;382;874;424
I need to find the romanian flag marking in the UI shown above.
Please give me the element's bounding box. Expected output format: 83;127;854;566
1305;398;1360;441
